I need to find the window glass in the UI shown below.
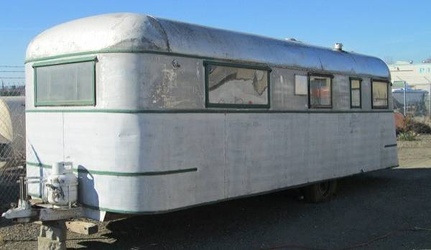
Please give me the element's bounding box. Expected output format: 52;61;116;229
295;75;308;95
372;80;388;109
206;63;269;107
309;75;332;108
350;79;361;108
35;60;95;106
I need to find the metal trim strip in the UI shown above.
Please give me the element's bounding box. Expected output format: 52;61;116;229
25;108;395;114
26;162;198;177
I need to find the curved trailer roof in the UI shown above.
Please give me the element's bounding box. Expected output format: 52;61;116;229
26;12;389;78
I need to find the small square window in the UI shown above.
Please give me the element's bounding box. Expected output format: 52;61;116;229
309;75;332;108
372;80;389;109
295;75;308;95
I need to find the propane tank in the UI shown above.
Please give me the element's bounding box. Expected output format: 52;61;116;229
45;162;78;207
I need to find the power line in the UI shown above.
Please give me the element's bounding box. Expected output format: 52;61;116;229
0;70;25;73
0;77;25;79
0;65;24;68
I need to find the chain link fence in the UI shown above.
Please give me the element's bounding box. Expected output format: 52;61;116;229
392;85;430;117
0;86;26;225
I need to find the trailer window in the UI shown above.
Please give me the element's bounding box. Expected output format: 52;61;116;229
295;75;308;95
350;78;362;108
309;75;332;108
205;62;270;108
33;57;96;106
371;80;388;109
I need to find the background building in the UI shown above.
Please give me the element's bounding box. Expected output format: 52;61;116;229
389;61;431;90
388;61;431;116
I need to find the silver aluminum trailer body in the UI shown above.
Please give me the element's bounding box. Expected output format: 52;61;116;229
25;13;398;220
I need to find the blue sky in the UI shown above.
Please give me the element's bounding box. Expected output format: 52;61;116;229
1;0;430;84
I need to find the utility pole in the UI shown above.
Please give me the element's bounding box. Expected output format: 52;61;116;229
403;81;407;116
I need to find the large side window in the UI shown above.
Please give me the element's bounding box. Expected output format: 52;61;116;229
205;62;270;108
371;80;389;109
33;56;96;106
350;78;362;108
309;74;332;108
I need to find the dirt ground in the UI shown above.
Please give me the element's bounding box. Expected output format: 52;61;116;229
396;134;431;168
1;135;431;249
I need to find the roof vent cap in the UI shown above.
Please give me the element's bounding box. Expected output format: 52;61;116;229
334;43;343;51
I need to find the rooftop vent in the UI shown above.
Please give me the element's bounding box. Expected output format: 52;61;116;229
334;43;343;51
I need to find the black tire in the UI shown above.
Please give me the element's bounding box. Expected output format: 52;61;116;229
302;180;337;203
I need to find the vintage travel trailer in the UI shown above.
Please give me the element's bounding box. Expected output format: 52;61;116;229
0;96;25;166
23;13;398;221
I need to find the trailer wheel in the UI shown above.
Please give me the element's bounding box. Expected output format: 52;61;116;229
302;180;337;203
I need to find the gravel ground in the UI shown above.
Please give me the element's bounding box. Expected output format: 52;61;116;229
1;135;431;249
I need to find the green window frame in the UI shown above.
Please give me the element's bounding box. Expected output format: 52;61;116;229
371;80;389;109
308;74;333;108
350;78;362;109
204;61;271;108
33;56;96;107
